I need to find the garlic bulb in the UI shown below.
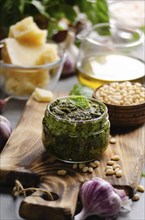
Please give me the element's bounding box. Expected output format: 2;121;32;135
0;115;12;151
75;177;132;220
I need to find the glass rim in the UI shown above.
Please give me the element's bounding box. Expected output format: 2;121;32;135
77;22;144;48
0;40;66;70
0;57;65;70
46;95;108;123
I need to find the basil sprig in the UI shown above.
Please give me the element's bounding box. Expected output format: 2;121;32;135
0;0;110;39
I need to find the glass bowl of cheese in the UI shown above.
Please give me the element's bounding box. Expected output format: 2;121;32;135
0;17;65;99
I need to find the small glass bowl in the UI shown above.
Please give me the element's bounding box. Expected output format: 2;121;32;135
0;42;65;99
42;96;110;163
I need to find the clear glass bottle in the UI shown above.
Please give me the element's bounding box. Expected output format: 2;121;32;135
76;23;145;89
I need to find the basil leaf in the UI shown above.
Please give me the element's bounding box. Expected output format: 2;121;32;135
69;83;94;97
70;96;90;109
30;0;49;18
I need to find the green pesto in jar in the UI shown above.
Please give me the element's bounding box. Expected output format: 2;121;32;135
42;96;110;163
50;96;104;121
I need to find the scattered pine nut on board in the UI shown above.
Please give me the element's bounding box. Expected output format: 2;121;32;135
0;94;145;220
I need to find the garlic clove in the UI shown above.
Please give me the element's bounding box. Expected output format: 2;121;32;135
60;31;79;76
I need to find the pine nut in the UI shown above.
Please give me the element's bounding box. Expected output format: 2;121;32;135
113;164;121;170
57;169;67;176
73;163;77;169
137;185;144;193
105;169;115;175
115;167;121;172
82;166;89;173
105;165;113;170
79;163;85;169
115;170;122;178
88;167;94;173
93;160;100;167
89;162;97;168
110;137;116;144
132;193;140;201
107;160;115;165
111;155;120;161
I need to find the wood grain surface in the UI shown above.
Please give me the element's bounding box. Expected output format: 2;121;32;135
0;94;145;220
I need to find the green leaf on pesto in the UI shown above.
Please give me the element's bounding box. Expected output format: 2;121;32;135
69;96;90;109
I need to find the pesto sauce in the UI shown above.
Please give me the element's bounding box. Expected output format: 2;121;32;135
50;96;104;121
42;96;110;163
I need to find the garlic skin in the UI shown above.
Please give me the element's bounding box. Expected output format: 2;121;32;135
62;53;74;75
0;96;12;113
60;31;79;76
0;115;12;151
75;177;132;220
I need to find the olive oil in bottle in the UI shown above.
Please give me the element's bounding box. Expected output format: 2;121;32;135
76;54;145;88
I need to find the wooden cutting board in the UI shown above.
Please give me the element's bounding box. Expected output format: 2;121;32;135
0;94;145;220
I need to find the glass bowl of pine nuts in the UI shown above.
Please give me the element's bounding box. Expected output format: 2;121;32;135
93;81;145;127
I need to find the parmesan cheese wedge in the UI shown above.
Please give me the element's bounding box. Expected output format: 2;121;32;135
33;88;54;102
9;16;47;45
2;38;59;66
1;17;60;97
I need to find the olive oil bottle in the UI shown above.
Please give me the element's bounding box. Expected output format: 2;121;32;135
76;54;145;88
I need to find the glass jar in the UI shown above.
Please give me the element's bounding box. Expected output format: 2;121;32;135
76;23;144;89
42;96;110;163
